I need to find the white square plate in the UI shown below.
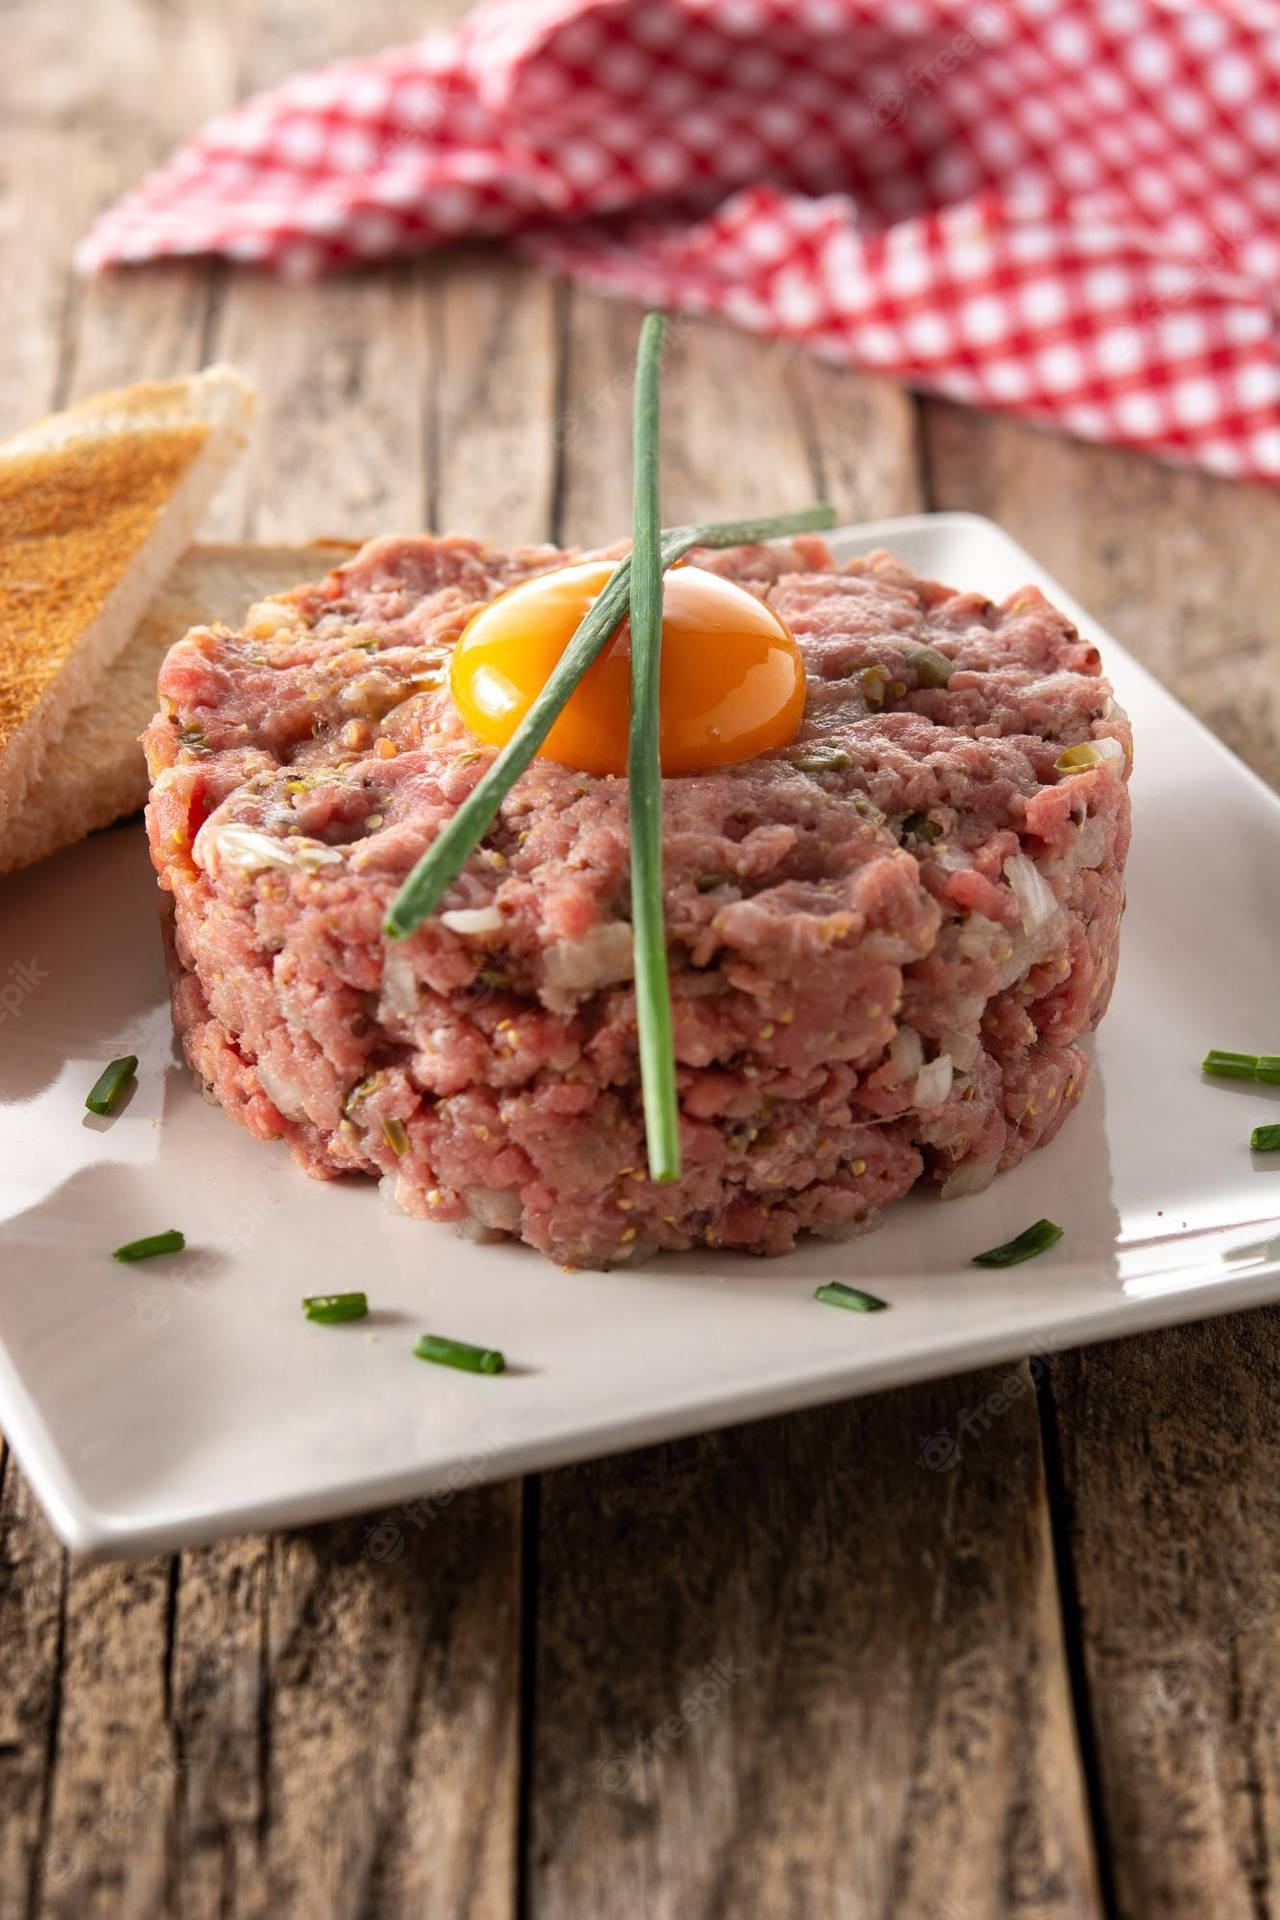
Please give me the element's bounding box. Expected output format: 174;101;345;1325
3;513;1278;1560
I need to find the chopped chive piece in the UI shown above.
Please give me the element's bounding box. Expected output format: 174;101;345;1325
383;501;835;940
381;1115;409;1156
901;812;941;843
628;313;680;1185
972;1219;1064;1267
85;1054;138;1116
112;1229;185;1263
1201;1050;1280;1084
1252;1124;1280;1152
789;743;851;773
1202;1049;1260;1079
303;1291;368;1323
413;1333;505;1375
815;1281;887;1312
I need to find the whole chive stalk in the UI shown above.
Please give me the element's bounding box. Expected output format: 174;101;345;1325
628;313;680;1183
1252;1124;1280;1152
113;1229;185;1263
383;502;835;939
413;1333;505;1375
85;1054;138;1116
972;1219;1064;1268
303;1291;368;1323
815;1281;888;1313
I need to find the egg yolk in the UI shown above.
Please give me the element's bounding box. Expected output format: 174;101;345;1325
449;561;807;777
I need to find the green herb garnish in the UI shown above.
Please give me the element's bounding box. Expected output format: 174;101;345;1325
1252;1124;1280;1152
113;1229;185;1263
1202;1050;1280;1084
413;1333;505;1375
972;1219;1064;1268
815;1281;888;1313
85;1054;138;1116
902;812;941;844
789;743;851;773
303;1291;368;1323
628;313;680;1183
1203;1049;1261;1080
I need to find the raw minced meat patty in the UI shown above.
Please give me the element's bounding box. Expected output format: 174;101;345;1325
143;533;1131;1266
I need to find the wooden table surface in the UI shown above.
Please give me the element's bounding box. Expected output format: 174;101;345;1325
4;3;1280;1916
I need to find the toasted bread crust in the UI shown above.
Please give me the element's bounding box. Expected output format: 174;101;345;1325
0;366;253;847
0;429;209;744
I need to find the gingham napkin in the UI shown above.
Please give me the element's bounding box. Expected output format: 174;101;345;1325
79;0;1280;483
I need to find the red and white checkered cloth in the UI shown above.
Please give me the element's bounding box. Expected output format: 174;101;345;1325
79;0;1280;482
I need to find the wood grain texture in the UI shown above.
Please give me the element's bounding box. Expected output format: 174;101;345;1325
529;1379;1100;1920
1047;1317;1280;1920
0;1450;67;1920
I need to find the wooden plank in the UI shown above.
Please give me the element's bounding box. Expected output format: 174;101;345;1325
925;399;1280;1918
530;1379;1100;1919
433;248;560;544
203;263;432;542
922;402;1280;790
789;354;926;522
1047;1318;1280;1920
32;1558;175;1920
0;1449;67;1920
531;298;1100;1917
164;1506;521;1920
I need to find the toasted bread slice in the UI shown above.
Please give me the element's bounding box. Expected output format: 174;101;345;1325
0;366;254;853
1;539;359;876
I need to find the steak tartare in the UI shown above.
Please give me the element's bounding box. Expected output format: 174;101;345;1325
144;534;1131;1265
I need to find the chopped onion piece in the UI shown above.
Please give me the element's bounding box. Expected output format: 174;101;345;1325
378;1174;407;1214
380;944;420;1017
1003;852;1058;934
254;1059;308;1121
914;1053;954;1108
439;906;505;935
193;821;343;877
889;1026;924;1079
544;922;635;992
940;1152;1001;1199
